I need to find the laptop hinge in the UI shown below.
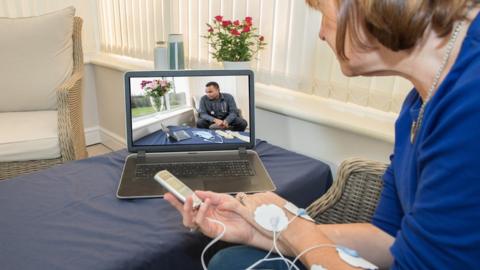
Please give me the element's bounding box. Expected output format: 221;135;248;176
138;150;146;161
238;147;247;157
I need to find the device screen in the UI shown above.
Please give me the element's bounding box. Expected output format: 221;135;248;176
128;74;251;146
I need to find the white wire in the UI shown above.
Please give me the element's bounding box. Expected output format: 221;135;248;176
245;242;275;270
272;230;291;269
201;133;224;143
201;218;227;270
200;210;322;270
245;230;299;270
288;244;338;270
246;215;300;270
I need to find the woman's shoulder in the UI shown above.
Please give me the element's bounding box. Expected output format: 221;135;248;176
466;10;480;41
431;16;480;115
398;89;420;116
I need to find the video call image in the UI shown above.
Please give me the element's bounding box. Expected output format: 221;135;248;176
130;75;250;146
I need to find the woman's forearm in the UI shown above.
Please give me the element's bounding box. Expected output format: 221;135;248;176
318;223;394;269
280;218;355;269
277;219;394;269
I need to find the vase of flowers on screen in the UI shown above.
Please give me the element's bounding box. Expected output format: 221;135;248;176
141;79;172;112
204;15;266;69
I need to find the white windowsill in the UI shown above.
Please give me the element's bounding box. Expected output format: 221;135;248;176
255;84;396;143
85;52;396;143
132;107;192;130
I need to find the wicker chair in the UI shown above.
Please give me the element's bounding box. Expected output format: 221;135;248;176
0;17;87;180
306;158;388;224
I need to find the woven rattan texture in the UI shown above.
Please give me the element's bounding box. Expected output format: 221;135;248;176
306;158;388;224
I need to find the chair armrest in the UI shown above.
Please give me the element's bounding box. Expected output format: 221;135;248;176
306;158;388;224
56;70;87;161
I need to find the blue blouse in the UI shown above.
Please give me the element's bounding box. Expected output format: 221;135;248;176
372;13;480;269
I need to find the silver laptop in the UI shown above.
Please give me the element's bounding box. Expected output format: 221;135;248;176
117;70;276;199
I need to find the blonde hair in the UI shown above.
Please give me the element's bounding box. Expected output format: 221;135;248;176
307;0;479;59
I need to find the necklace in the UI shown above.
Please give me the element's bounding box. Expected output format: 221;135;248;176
410;21;464;143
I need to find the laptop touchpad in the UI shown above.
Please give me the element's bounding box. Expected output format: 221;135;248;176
203;177;252;193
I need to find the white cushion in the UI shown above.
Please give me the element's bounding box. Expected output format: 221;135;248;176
0;7;75;112
0;111;60;162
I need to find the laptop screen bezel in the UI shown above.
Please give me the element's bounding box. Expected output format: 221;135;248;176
124;70;256;153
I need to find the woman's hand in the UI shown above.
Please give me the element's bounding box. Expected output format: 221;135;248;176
164;191;257;245
238;191;288;212
231;192;295;238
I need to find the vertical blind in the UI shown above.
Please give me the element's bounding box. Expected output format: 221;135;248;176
312;40;412;113
97;0;169;60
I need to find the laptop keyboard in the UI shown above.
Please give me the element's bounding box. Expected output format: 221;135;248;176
136;160;255;179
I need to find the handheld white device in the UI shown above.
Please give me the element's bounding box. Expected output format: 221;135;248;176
155;170;225;270
154;170;203;208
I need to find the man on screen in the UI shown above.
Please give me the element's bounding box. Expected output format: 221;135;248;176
196;81;248;132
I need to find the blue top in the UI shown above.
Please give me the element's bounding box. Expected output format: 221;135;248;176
372;13;480;269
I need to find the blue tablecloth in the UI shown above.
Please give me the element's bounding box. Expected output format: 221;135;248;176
0;140;332;270
133;126;249;145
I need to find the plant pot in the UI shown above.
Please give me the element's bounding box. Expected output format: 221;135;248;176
222;61;251;70
150;96;166;112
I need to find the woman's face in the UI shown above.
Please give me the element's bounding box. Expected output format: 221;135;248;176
318;1;384;77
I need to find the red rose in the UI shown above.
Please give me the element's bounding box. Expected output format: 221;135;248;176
222;20;232;27
259;35;264;41
233;20;240;26
208;27;213;32
242;26;251;33
245;16;252;23
215;15;223;22
230;29;240;36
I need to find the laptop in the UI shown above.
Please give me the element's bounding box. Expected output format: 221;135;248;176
117;70;276;199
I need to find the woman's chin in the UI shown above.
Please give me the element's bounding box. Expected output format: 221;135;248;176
339;64;359;77
339;63;382;77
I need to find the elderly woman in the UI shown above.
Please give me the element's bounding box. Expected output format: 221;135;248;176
165;0;480;269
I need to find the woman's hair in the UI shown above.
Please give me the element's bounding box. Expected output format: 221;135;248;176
307;0;479;59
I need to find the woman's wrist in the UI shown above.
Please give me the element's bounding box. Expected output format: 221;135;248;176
279;217;317;248
243;228;291;255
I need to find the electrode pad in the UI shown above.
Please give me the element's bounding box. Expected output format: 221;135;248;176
284;201;315;223
254;204;289;232
337;247;378;269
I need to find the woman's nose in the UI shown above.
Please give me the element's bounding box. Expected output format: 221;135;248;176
318;18;327;41
318;30;326;41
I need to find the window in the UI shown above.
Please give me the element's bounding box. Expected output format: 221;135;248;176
96;0;412;114
130;77;189;121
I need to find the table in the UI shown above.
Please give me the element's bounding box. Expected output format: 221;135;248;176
0;140;332;270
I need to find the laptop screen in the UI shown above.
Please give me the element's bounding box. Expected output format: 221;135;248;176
125;70;255;152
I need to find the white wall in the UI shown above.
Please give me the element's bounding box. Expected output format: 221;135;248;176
256;109;393;174
92;65;127;145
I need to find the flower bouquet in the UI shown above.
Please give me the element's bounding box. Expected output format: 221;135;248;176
204;15;266;63
141;79;172;111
